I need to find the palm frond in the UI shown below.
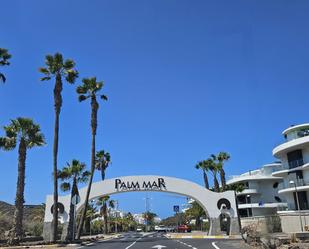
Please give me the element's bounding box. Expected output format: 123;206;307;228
65;69;78;84
78;94;88;102
63;59;75;70
101;95;108;100
60;182;71;192
0;48;11;66
0;137;16;150
0;73;6;83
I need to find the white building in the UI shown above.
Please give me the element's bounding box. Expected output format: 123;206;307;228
133;213;146;224
181;198;195;213
272;123;309;232
227;163;288;218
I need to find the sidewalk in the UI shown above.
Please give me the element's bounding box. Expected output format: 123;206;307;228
1;233;122;249
165;231;242;239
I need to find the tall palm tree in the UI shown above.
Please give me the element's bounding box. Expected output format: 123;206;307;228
39;53;78;242
58;159;90;241
0;48;11;83
0;118;45;244
76;77;107;239
217;152;230;191
195;160;210;189
95;150;111;181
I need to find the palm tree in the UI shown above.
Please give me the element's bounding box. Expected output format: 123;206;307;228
39;53;78;242
228;183;245;193
95;150;111;181
0;48;11;83
0;118;45;244
96;196;112;234
84;203;98;234
195;160;210;189
76;77;107;239
58;159;90;241
217;152;230;191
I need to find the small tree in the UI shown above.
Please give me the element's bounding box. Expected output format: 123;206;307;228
58;159;90;241
95;150;111;181
0;118;45;244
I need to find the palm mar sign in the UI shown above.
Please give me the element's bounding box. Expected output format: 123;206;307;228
115;177;167;192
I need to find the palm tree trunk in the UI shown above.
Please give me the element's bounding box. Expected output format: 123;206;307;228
213;174;219;192
103;203;108;234
220;169;226;191
203;170;209;189
52;74;62;242
76;134;95;239
77;97;98;239
11;139;27;244
66;178;77;241
101;169;105;181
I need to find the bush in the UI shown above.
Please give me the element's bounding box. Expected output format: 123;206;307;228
24;221;43;237
0;214;13;239
92;220;104;234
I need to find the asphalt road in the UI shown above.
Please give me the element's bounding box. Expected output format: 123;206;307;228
77;232;246;249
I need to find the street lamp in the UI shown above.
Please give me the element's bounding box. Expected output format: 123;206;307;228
289;180;303;232
246;194;253;218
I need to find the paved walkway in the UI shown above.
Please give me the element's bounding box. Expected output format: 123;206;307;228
166;231;241;239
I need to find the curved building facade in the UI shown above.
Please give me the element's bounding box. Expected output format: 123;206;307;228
227;163;287;218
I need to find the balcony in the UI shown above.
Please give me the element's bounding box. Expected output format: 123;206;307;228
285;129;309;142
273;135;309;158
238;203;288;209
278;179;309;194
272;162;309;177
288;158;304;169
236;188;259;196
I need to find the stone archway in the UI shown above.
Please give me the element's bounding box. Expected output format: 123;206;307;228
43;175;239;240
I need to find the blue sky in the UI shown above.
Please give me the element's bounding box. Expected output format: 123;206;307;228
1;0;309;218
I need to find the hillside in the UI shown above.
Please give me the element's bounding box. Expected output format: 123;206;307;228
0;201;45;223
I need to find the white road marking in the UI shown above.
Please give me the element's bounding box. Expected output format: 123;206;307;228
174;239;198;249
125;237;142;249
212;241;220;249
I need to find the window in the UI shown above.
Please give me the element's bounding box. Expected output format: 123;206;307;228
239;208;252;218
274;196;282;202
287;150;304;169
293;191;309;210
273;182;279;188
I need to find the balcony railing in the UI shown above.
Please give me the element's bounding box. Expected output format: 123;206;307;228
282;179;309;189
288;159;304;169
286;130;309;142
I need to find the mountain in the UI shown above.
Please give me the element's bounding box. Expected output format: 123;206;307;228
0;201;45;223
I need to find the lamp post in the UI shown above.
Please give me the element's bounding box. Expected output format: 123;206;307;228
289;180;303;232
246;194;253;218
